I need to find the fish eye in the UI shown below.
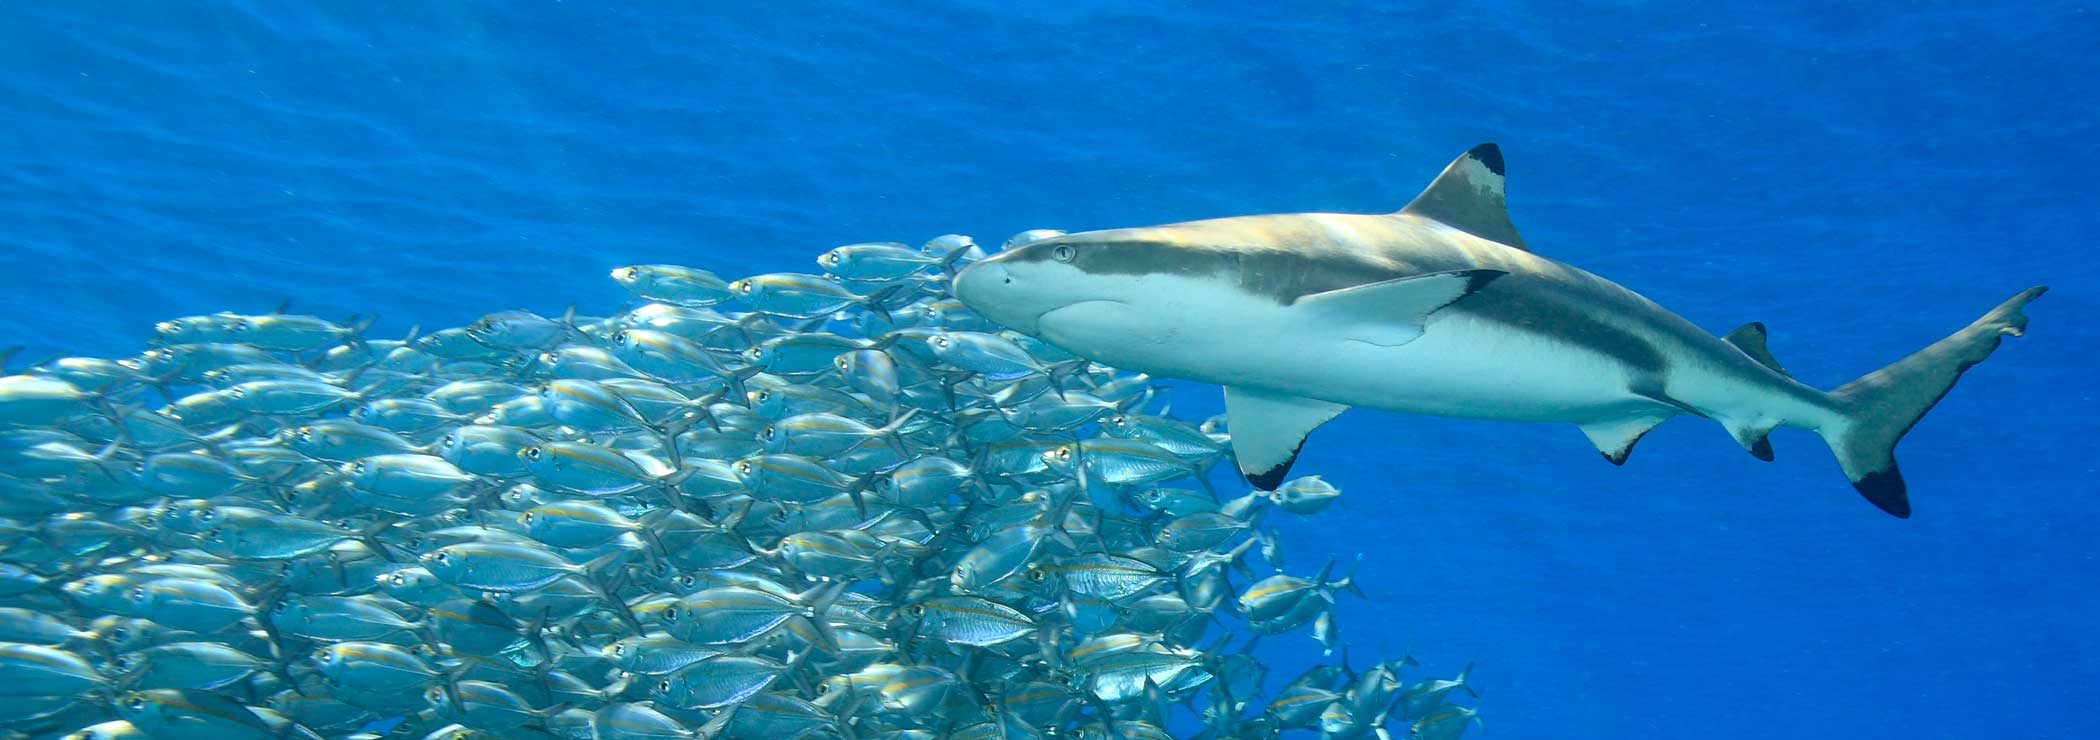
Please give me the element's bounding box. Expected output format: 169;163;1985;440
1029;568;1047;582
390;573;408;586
907;604;925;616
735;461;753;475
521;512;536;524
932;336;949;348
822;253;839;266
816;683;831;695
738;282;754;294
755;391;771;402
663;607;680;621
232;321;251;333
441;433;457;447
110;627;129;641
613;332;629;346
312;648;331;661
199;510;216;521
677;575;697;588
130;462;146;475
1052;245;1076;263
433;552;449;564
615;267;635;280
1057;448;1073;461
761;427;775;440
128;587;147;602
124;695;145;711
426;686;443;701
525;447;542;461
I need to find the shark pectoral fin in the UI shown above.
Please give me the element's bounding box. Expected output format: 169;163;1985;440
1578;412;1675;465
1297;269;1506;347
1399;143;1527;250
1222;386;1349;490
1722;322;1789;376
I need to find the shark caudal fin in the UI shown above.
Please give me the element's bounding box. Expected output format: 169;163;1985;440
1818;286;2046;518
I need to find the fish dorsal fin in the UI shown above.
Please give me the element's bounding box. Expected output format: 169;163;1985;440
1723;321;1788;376
1399;143;1527;250
1578;412;1675;465
1222;387;1349;490
1296;269;1505;347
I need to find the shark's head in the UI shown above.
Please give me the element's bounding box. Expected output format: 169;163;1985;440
953;231;1134;336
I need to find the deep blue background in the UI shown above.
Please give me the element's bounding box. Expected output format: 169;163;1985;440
3;2;2096;738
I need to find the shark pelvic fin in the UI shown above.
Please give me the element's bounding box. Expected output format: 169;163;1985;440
1723;322;1788;376
1578;412;1674;465
1400;143;1527;250
1223;387;1349;490
1296;269;1505;347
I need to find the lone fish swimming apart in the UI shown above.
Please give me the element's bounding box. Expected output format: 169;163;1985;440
952;144;2044;517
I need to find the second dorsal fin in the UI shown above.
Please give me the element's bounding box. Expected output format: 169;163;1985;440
1723;321;1788;376
1399;143;1526;250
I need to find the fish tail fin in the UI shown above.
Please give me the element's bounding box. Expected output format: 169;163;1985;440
1817;286;2045;517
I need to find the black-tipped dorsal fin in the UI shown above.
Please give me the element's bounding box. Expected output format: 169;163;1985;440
1723;322;1788;376
1399;143;1526;250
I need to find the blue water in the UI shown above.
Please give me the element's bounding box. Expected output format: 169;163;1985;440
4;2;2096;738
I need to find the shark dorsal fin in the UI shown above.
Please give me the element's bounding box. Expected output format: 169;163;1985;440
1399;143;1527;250
1723;321;1788;376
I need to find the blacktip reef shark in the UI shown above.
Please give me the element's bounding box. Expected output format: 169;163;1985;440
951;144;2045;517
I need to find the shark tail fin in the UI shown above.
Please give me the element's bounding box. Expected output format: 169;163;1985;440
1817;286;2045;518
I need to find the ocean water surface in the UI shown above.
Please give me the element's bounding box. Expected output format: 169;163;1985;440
2;2;2096;739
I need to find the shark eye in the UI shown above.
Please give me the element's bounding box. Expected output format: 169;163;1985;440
1052;245;1075;263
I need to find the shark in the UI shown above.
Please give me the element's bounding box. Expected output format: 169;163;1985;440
951;144;2045;517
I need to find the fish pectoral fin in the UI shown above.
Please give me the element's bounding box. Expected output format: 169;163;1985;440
1223;386;1349;490
1297;269;1506;347
1578;412;1676;465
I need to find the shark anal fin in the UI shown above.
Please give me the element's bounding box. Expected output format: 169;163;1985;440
1723;321;1788;376
1297;269;1505;347
1578;413;1674;465
1223;387;1349;489
1400;143;1527;250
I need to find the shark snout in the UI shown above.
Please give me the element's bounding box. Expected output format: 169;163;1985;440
953;259;1025;331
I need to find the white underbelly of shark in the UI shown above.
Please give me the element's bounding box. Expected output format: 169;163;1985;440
1036;277;1643;423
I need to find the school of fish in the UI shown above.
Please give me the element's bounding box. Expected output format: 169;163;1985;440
0;232;1479;740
